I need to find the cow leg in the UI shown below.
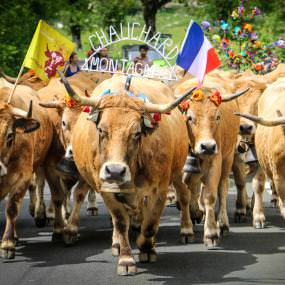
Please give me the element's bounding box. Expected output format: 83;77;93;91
199;158;221;248
272;173;285;219
137;187;167;263
86;188;98;216
217;153;235;235
46;200;55;223
1;180;30;259
63;181;89;245
45;170;65;241
270;182;278;208
232;154;248;222
28;175;37;218
173;175;194;243
60;178;72;220
34;168;47;228
252;168;266;229
218;177;230;235
102;193;136;276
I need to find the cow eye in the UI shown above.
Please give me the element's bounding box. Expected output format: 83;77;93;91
134;131;142;140
186;110;195;123
98;127;108;138
6;132;14;148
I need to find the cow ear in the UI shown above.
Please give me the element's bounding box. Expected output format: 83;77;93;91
13;118;40;134
141;115;156;135
87;110;101;125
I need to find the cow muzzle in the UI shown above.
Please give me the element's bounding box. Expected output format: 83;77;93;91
65;145;73;159
0;161;8;177
196;140;217;156
239;124;255;135
100;162;131;184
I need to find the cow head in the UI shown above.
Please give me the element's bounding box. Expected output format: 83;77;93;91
234;78;267;136
0;98;40;178
58;71;195;188
179;87;249;158
39;92;90;158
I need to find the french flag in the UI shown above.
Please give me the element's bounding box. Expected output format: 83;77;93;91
176;20;221;83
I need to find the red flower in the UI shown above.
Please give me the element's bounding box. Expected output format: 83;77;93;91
210;90;222;106
179;100;190;111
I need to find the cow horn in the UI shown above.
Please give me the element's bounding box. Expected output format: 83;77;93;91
39;101;65;109
10;100;33;118
0;69;18;84
222;88;250;102
57;70;96;106
143;87;197;113
235;111;285;126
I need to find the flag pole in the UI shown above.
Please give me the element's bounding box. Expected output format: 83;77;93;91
7;64;25;104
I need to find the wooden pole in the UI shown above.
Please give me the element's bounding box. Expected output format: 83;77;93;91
7;64;25;104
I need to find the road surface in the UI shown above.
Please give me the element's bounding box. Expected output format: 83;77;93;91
0;184;284;285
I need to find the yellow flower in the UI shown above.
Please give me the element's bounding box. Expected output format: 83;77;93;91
65;93;76;108
191;90;204;101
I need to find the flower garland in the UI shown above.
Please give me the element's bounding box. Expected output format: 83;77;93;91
201;0;284;74
179;90;222;113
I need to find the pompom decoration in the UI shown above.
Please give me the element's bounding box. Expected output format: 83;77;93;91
82;106;91;113
153;112;161;122
212;34;221;43
210;91;222;106
252;7;261;17
191;90;204;101
179;100;190;112
201;21;211;30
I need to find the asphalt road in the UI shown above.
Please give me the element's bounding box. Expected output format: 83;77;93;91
0;184;284;285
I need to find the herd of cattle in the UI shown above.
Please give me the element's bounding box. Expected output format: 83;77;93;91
0;63;285;276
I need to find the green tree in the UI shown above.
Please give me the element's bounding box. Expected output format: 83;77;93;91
140;0;172;38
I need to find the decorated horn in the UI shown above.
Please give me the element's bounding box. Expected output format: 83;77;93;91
222;88;250;102
143;87;197;113
57;70;95;106
235;111;285;126
11;100;33;118
39;101;65;109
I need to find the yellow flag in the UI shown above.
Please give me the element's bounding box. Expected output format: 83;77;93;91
23;20;76;81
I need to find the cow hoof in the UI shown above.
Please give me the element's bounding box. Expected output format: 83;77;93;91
220;225;230;236
112;244;120;257
1;247;15;259
271;198;278;208
52;232;63;243
46;217;54;226
117;256;137;276
63;231;78;245
139;249;157;263
204;235;219;249
254;221;265;229
234;211;247;223
180;233;195;244
34;217;47;228
86;207;98;216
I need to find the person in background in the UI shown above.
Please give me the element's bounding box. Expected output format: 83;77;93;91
133;45;153;70
98;47;112;70
64;52;80;77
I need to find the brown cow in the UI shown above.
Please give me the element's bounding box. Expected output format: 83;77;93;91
0;85;53;258
236;77;285;227
174;78;248;247
38;71;110;217
59;72;196;275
